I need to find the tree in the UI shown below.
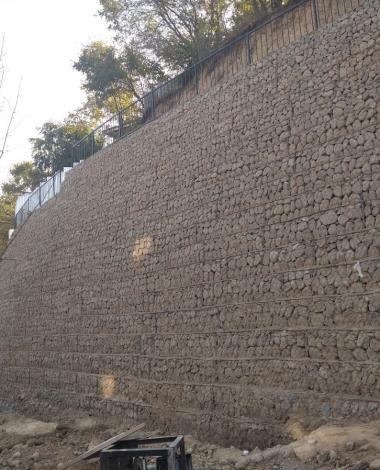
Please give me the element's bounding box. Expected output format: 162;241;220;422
30;118;94;174
98;0;233;70
1;161;43;195
0;192;15;256
233;0;298;29
0;35;21;160
89;0;303;118
0;161;45;256
74;41;166;109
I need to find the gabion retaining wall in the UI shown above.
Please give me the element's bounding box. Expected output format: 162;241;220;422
0;0;379;446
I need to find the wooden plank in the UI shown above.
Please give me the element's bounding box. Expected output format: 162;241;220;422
61;422;145;469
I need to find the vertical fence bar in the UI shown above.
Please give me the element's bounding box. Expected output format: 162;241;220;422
15;0;357;232
329;0;334;23
65;0;341;165
304;1;310;33
336;0;341;16
281;15;285;47
151;90;155;119
261;26;269;55
118;113;123;138
320;0;326;24
268;23;272;53
286;12;290;45
311;0;320;29
292;10;296;40
91;131;95;155
195;64;199;95
246;33;252;65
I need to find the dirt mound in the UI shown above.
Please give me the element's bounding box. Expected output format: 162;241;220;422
0;411;379;469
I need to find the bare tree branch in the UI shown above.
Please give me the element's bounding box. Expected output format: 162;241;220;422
0;79;21;160
0;35;21;160
0;34;5;92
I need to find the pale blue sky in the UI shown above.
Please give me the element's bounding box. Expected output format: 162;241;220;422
0;0;111;186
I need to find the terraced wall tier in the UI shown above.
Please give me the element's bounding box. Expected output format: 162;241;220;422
0;0;379;447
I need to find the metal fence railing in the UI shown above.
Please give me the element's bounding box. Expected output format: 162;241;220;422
14;169;70;228
71;0;363;166
72;102;144;162
14;0;364;230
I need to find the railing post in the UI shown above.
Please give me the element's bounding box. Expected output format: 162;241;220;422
118;113;123;138
151;90;155;119
91;132;95;155
246;33;252;65
195;64;199;95
38;187;41;208
311;0;319;29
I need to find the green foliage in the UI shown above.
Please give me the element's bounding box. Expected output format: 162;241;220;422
74;41;132;109
233;0;298;29
98;0;233;69
97;0;301;71
0;115;92;255
1;161;43;195
0;161;45;256
0;0;299;259
0;193;16;256
72;0;301;120
235;0;283;17
30;118;94;174
74;41;166;109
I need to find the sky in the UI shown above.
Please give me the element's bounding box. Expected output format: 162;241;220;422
0;0;111;186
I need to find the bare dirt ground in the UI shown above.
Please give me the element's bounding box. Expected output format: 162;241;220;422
0;411;379;470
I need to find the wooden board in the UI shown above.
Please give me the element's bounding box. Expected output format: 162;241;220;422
61;422;145;469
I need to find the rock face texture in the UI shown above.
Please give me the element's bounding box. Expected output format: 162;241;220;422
0;0;379;447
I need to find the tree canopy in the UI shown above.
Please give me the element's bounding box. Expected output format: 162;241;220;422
98;0;233;69
70;0;300;120
74;41;166;109
30;118;94;174
233;0;296;29
1;161;43;195
0;161;44;256
0;192;15;256
0;0;297;257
